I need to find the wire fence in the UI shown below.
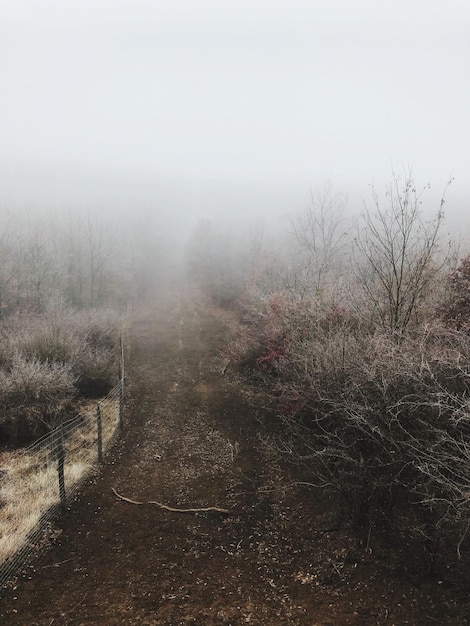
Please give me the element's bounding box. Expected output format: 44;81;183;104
0;341;125;590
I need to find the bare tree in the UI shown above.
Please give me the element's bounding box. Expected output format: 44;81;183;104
23;219;58;311
354;172;452;334
291;181;349;295
61;212;117;308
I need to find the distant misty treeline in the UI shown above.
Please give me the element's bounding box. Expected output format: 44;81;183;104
0;207;184;315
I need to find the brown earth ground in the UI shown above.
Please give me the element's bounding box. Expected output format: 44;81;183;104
1;286;470;625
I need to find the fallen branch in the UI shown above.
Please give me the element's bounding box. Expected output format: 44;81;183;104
112;487;230;514
149;501;230;514
111;487;144;505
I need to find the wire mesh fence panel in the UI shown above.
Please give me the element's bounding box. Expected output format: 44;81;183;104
0;379;123;590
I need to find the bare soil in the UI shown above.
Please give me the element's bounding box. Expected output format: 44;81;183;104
1;286;470;625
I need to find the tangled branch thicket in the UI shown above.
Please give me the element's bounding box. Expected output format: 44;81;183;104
221;174;470;562
228;287;470;549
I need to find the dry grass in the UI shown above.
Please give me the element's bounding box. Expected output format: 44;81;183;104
0;387;120;569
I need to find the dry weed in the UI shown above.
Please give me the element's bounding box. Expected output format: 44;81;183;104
0;387;120;571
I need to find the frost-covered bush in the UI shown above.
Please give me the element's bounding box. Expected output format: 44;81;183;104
74;344;117;397
14;319;81;365
229;288;470;548
66;308;120;396
0;301;121;445
71;308;120;350
0;355;76;442
440;253;470;331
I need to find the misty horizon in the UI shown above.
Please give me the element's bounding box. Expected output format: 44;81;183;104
1;0;469;235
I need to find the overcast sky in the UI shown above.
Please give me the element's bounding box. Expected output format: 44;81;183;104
0;0;469;222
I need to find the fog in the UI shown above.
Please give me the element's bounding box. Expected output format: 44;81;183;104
2;5;470;612
1;1;469;244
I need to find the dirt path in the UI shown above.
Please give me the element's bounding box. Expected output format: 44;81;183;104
0;288;467;624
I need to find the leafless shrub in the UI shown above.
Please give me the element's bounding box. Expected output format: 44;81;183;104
14;319;81;365
291;181;350;296
74;344;117;397
0;355;76;441
69;308;120;395
0;302;120;444
71;308;120;349
229;285;470;552
228;287;359;375
439;253;470;331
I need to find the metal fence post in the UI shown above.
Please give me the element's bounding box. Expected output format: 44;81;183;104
96;404;103;463
56;423;66;506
